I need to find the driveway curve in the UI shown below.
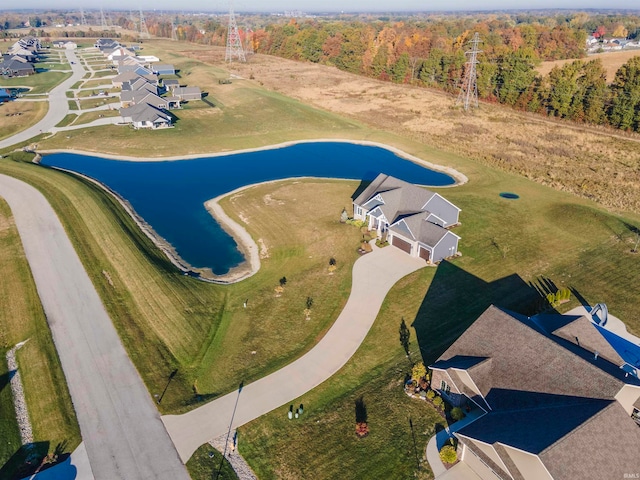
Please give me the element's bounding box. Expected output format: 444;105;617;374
0;49;85;150
0;174;189;480
163;244;426;461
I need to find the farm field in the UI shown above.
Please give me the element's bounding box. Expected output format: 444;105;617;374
536;48;640;81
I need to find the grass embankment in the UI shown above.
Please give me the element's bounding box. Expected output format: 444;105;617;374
0;102;48;141
237;161;640;480
0;72;71;95
0;198;80;480
74;110;120;125
0;160;362;417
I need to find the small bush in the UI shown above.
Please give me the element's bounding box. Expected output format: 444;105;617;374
411;362;426;383
355;422;369;438
439;445;457;464
279;276;287;287
426;389;435;400
433;396;444;409
450;407;465;421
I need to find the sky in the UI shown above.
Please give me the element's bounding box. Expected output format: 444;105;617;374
6;1;638;13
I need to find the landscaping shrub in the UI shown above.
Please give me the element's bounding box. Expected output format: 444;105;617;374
439;445;457;464
426;389;435;400
411;362;426;383
450;407;465;421
433;396;443;409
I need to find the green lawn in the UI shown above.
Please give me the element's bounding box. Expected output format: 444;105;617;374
0;72;71;95
0;198;80;480
55;113;78;128
186;444;238;480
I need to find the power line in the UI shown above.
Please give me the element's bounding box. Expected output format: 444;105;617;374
225;1;245;63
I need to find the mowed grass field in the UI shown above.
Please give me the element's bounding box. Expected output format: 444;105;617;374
0;101;48;141
0;71;71;95
0;199;80;479
537;48;640;81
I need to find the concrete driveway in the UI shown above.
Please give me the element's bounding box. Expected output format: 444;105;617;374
163;244;426;461
0;175;189;480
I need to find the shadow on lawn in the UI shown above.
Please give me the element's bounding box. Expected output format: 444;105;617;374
411;261;564;365
0;440;76;480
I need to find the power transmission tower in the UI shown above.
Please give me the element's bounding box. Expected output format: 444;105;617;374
100;8;108;30
244;28;254;55
139;9;150;39
171;20;178;41
225;2;245;63
456;32;482;111
80;7;87;26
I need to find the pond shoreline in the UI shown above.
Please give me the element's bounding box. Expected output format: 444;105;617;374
38;138;469;186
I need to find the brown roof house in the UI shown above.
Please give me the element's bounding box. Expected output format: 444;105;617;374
429;305;640;480
353;173;460;263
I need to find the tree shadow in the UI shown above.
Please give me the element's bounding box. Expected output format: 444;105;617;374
0;441;50;480
354;396;367;424
411;261;555;365
0;369;16;395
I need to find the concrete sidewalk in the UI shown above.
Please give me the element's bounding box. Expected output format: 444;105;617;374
163;244;426;461
0;175;189;480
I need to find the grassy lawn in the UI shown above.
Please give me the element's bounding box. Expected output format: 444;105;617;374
235;166;640;480
76;88;117;98
90;70;115;78
77;97;119;110
0;72;71;95
0;198;80;479
186;444;238;480
80;79;114;89
0;102;48;141
74;110;120;125
55;113;78;128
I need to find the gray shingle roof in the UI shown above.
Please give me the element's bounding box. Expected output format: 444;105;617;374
433;305;640;480
119;102;171;124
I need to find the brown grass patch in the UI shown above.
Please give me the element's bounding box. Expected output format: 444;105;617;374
537;49;640;82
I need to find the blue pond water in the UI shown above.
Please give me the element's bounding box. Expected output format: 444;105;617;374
41;142;454;275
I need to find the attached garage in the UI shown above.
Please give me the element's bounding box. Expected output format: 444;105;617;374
392;235;412;254
419;246;431;262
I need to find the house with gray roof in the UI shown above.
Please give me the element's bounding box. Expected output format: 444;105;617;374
119;102;172;129
173;86;202;102
353;173;460;263
163;79;180;92
430;305;640;480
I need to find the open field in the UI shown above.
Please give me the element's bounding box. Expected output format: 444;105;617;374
160;41;640;214
537;48;640;81
0;101;47;141
0;198;80;479
0;71;71;95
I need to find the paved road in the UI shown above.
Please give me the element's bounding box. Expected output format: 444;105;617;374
163;244;426;461
0;174;189;480
0;49;84;150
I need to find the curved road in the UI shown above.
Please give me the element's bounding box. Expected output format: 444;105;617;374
0;49;84;151
163;245;425;461
0;174;189;480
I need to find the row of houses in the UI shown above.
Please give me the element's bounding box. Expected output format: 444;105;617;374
586;35;640;53
0;36;40;77
92;38;202;129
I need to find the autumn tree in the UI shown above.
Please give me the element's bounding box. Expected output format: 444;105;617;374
609;56;640;132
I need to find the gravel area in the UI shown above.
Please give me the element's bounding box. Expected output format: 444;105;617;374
210;432;257;480
6;340;33;445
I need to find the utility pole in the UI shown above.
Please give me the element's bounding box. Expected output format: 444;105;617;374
100;8;108;30
456;32;482;111
225;1;245;63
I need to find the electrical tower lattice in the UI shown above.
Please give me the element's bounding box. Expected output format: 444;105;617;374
139;9;150;39
225;4;245;63
80;7;87;26
456;32;482;111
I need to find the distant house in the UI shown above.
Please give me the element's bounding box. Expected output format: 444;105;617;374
352;173;460;263
95;38;119;51
163;79;180;92
121;91;166;109
119;102;172;129
0;57;35;77
430;305;640;480
152;64;175;75
54;41;77;49
173;86;201;101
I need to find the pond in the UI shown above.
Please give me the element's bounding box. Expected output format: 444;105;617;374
41;142;455;276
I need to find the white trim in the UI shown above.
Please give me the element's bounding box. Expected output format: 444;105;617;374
426;212;447;227
455;434;511;476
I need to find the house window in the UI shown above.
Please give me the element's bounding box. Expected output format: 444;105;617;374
440;380;451;394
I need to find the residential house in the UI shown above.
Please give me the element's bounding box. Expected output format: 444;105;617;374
352;173;460;263
152;64;175;75
117;64;154;76
430;305;640;480
95;38;119;51
121;91;166;109
173;86;202;101
0;57;35;77
163;79;180;92
119;102;172;129
112;72;156;88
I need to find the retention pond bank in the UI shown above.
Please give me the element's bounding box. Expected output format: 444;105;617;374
41;141;460;279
